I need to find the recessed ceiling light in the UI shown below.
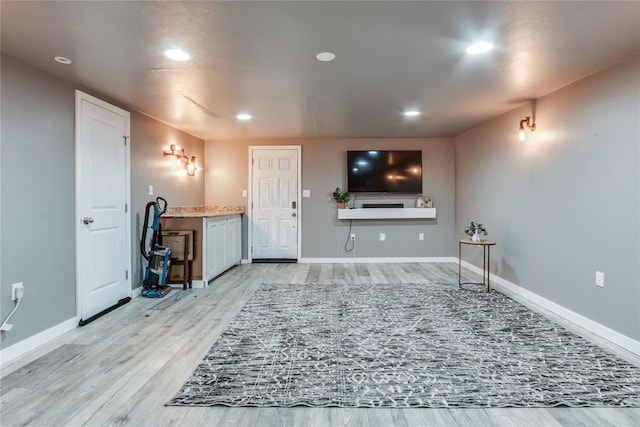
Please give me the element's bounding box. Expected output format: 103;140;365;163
466;42;493;54
236;113;252;121
54;56;72;65
316;52;336;62
403;110;421;117
164;48;191;61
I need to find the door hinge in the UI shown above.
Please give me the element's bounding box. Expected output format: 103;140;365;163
125;203;128;213
123;136;129;146
125;270;129;280
251;202;253;209
252;158;254;165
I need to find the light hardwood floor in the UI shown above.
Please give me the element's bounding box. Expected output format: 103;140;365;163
1;262;639;426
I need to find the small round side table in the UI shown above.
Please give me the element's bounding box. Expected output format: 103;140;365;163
458;239;496;292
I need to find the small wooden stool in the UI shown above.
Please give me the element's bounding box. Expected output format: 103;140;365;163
161;230;194;290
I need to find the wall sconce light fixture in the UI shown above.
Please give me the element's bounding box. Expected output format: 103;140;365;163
186;156;197;176
163;144;199;176
163;144;183;157
518;116;536;141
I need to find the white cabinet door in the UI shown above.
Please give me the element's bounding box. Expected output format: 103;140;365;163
234;216;242;263
205;218;222;280
215;219;227;275
204;215;242;283
227;215;241;265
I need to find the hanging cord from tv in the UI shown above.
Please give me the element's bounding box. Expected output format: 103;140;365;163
344;219;355;252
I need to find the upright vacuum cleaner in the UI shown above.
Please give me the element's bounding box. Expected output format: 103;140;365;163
141;197;172;298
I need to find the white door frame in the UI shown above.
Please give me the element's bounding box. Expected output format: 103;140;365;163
247;145;302;263
74;90;132;319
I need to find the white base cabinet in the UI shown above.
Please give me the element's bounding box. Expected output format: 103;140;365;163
203;214;242;283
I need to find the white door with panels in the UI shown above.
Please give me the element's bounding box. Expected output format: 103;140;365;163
76;91;131;321
250;147;300;260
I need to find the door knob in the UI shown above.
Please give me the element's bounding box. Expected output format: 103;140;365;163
83;217;95;224
291;212;297;217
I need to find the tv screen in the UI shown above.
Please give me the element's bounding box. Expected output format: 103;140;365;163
347;150;422;193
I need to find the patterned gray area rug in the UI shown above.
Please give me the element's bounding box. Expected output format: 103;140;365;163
167;282;640;408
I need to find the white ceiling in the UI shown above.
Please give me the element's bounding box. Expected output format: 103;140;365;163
2;1;639;140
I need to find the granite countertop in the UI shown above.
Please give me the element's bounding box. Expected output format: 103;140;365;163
163;205;245;218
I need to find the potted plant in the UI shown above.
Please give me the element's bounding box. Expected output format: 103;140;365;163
464;221;487;242
332;187;350;209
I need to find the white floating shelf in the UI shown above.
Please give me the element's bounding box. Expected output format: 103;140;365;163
338;208;436;220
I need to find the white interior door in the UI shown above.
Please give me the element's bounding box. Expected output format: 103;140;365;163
250;147;300;260
76;91;130;321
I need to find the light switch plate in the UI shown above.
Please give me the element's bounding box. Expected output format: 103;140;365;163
242;190;247;198
595;271;605;287
148;185;153;196
303;190;311;198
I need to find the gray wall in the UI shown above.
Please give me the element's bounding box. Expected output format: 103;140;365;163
1;55;77;349
205;138;456;259
0;55;204;350
130;111;204;289
455;56;640;340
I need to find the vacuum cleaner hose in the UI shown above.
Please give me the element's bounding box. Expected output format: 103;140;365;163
140;201;155;260
156;196;168;215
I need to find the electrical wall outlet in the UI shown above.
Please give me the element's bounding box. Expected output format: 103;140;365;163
350;234;356;241
12;282;24;301
242;190;248;198
379;232;386;242
148;185;154;196
419;232;424;241
595;271;605;287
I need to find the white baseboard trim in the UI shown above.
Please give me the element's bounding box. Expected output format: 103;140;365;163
131;286;142;298
0;316;79;366
191;279;206;289
459;260;640;357
241;259;250;264
299;257;457;264
134;280;209;291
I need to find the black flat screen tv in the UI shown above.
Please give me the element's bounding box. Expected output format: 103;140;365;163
347;150;422;194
